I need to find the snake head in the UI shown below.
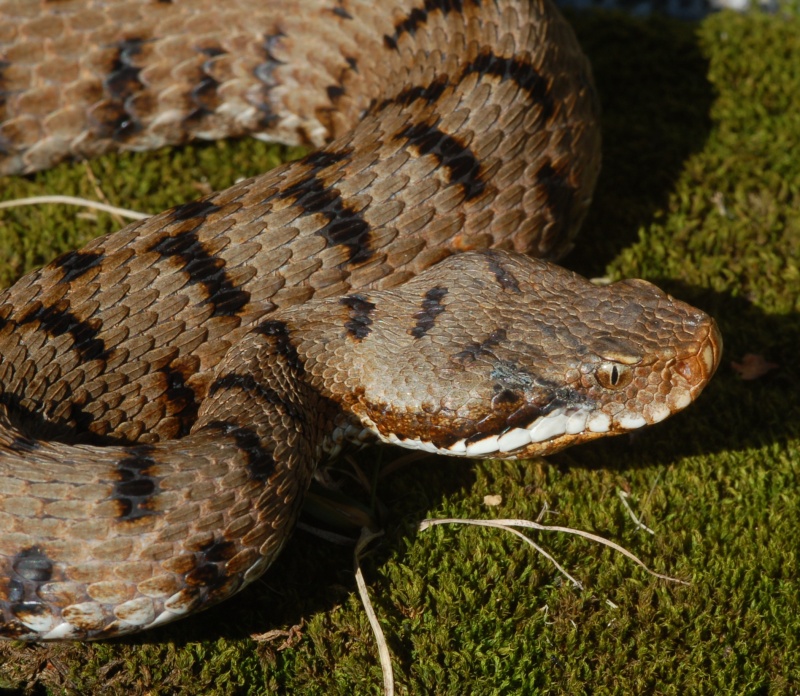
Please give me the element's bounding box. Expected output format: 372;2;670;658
292;249;722;459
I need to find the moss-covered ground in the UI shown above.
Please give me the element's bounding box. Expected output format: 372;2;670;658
1;8;799;695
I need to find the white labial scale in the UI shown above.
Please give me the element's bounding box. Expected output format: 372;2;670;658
586;411;611;433
497;427;533;452
42;621;80;640
648;402;672;423
149;609;182;628
616;413;647;430
528;410;569;443
111;621;143;636
163;591;196;615
465;435;501;456
669;390;692;410
356;428;374;443
61;601;105;634
18;608;59;634
447;439;468;454
114;597;156;626
384;433;442;454
344;424;363;440
565;410;589;434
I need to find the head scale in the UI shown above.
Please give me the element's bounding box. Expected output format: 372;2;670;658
289;250;722;459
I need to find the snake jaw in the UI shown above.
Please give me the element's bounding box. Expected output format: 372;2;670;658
298;251;723;462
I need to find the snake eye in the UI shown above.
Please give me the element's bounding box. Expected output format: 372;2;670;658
595;362;634;390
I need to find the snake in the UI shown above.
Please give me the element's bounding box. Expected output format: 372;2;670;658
0;0;722;641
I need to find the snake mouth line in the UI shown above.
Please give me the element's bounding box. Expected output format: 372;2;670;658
355;321;724;460
365;404;635;459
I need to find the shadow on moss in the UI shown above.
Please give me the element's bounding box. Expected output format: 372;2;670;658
568;12;714;277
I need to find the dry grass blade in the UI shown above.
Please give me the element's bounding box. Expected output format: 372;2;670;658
617;489;656;535
354;528;394;696
0;195;150;220
419;517;688;585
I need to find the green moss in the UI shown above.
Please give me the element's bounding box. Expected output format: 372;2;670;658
1;8;799;695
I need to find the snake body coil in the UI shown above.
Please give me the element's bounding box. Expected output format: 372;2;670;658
0;0;720;640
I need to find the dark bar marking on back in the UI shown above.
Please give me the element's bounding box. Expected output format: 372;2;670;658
536;160;577;240
147;229;250;317
462;50;554;122
384;0;478;50
332;5;353;19
160;364;200;437
186;46;226;122
209;373;305;423
255;320;306;376
17;302;110;362
102;37;150;141
267;148;373;265
378;75;449;112
340;294;376;340
397;121;485;200
410;287;448;338
203;420;276;482
252;30;287;128
53;250;105;284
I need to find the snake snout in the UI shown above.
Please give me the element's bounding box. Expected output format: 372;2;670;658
674;319;722;392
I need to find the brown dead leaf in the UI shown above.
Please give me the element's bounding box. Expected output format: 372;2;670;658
730;353;778;380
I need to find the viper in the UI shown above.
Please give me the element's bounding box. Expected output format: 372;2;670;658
0;0;721;640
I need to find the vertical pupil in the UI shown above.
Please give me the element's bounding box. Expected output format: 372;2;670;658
611;365;619;385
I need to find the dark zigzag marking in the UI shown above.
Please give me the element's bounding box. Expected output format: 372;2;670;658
396;121;485;200
378;51;551;120
254;320;305;375
267;148;373;265
160;364;200;438
208;373;305;423
170;198;221;221
332;5;353;19
0;59;9;114
17;302;110;362
326;84;345;102
454;328;507;362
252;31;286;128
202;420;276;482
185;46;226;124
384;0;479;50
53;249;105;284
485;251;521;293
462;51;554;122
147;228;249;317
378;75;449;111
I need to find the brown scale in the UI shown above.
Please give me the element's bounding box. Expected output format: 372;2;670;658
0;0;720;640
